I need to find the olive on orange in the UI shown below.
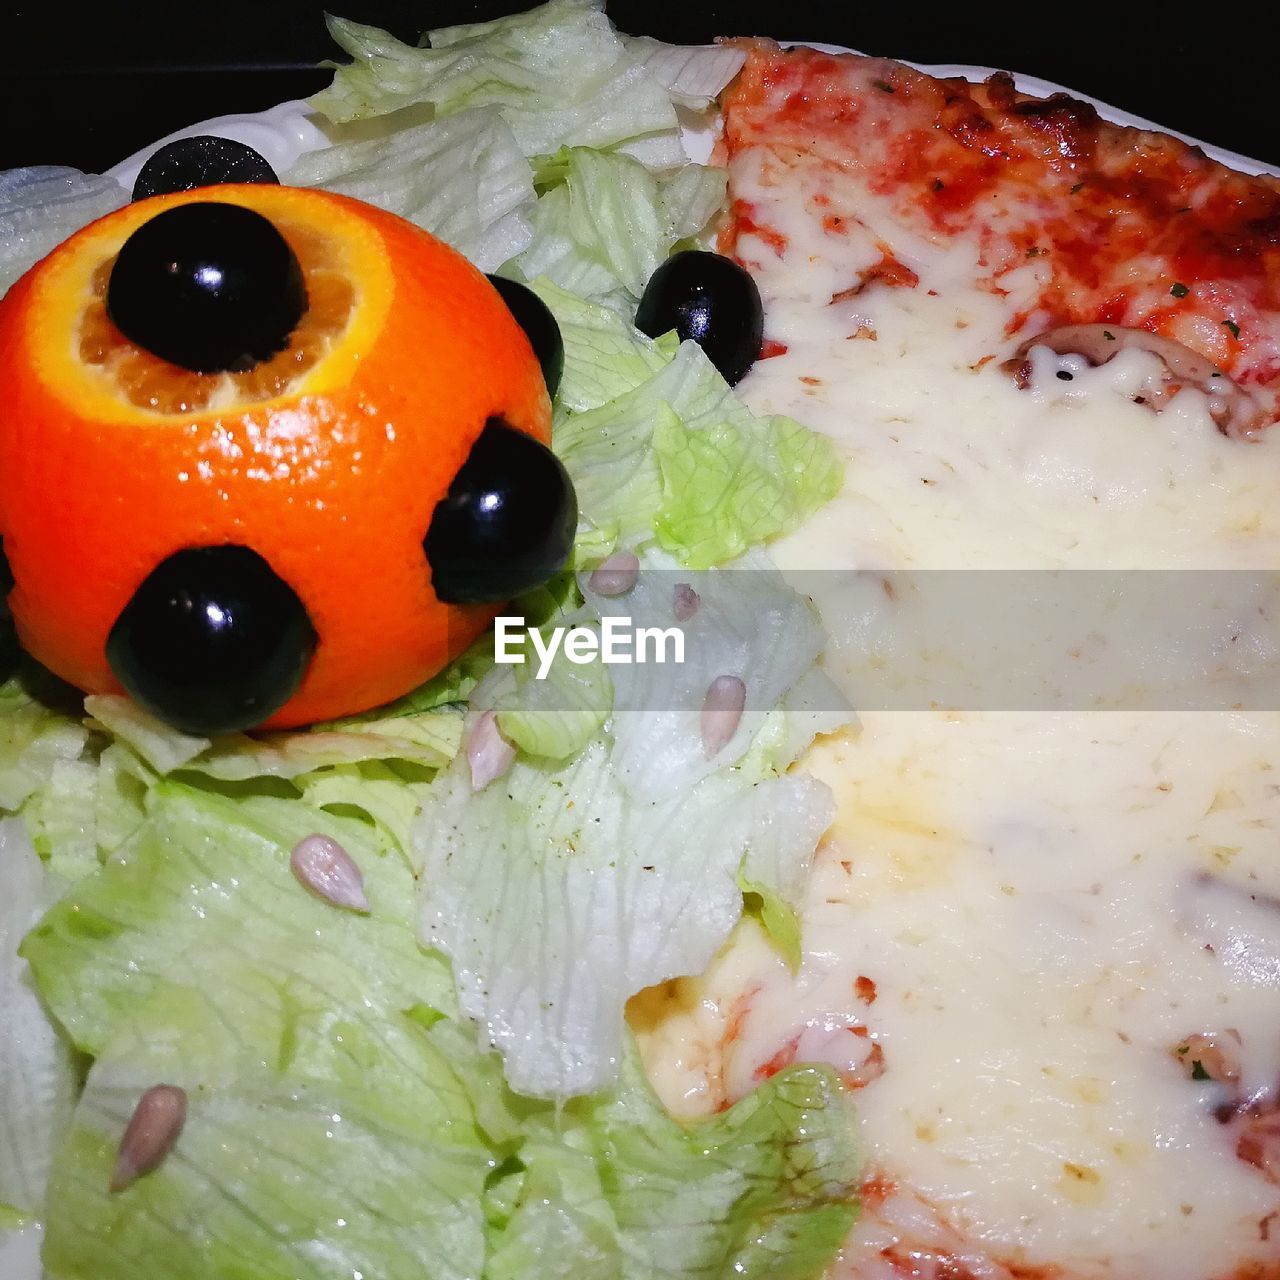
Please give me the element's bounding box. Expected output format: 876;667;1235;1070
0;184;573;732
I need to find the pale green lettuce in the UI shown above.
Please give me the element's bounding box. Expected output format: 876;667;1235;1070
489;1057;857;1280
620;36;747;110
652;404;845;569
0;167;127;297
419;547;850;1097
487;615;614;761
0;3;856;1269
511;148;726;308
555;341;842;562
586;550;842;801
0;819;77;1223
415;733;835;1097
26;786;495;1280
312;0;683;162
85;693;459;783
20;783;859;1279
305;0;733;317
528;280;676;413
0;685;88;815
740;871;805;974
286;106;537;273
0;681;463;880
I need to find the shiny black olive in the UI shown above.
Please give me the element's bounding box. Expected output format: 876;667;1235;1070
0;618;18;685
424;417;577;604
132;135;279;202
0;542;16;684
635;250;764;386
106;202;307;373
486;275;564;399
105;545;316;736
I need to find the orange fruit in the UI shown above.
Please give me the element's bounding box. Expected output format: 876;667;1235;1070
0;184;552;729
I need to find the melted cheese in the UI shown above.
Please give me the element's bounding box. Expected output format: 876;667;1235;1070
631;135;1280;1277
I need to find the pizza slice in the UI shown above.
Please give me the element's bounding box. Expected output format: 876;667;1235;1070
718;42;1280;436
622;42;1280;1280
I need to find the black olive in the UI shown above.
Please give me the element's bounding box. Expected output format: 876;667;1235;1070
486;275;564;399
132;135;279;202
107;202;307;373
0;617;19;685
634;250;764;386
105;545;316;735
0;539;17;683
425;417;577;604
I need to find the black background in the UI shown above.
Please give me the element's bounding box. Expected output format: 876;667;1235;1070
2;1;1275;174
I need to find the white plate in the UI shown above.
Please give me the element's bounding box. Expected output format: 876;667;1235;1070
6;38;1272;1280
106;49;1275;188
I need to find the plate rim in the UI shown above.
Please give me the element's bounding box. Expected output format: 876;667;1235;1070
105;46;1276;189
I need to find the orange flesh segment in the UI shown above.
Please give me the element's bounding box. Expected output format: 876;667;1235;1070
75;219;356;416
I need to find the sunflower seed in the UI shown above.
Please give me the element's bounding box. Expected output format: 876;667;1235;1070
672;583;700;621
111;1084;187;1193
588;551;639;597
468;709;516;791
701;674;747;758
290;834;370;913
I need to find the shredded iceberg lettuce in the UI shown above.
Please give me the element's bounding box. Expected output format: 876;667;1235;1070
621;36;747;110
306;0;734;309
527;280;676;412
590;550;840;799
510;148;727;308
286;106;537;273
417;544;848;1096
555;340;842;559
18;784;859;1278
0;167;126;297
312;0;683;161
0;1;858;1275
0;820;76;1224
418;684;837;1098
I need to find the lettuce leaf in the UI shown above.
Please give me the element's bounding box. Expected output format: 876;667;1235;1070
528;279;674;413
487;618;614;762
740;871;804;974
22;782;859;1279
43;984;492;1280
489;1056;859;1280
311;0;681;162
657;162;729;243
479;546;850;793
415;731;834;1098
512;149;726;308
0;819;76;1221
85;694;459;784
516;184;623;307
620;36;747;110
25;786;496;1280
0;168;127;298
286;106;536;273
3;689;461;871
555;341;842;563
81;695;206;775
586;550;839;801
0;683;104;882
652;404;845;569
0;685;89;815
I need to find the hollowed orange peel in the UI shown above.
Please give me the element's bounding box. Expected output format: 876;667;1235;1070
0;184;551;728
